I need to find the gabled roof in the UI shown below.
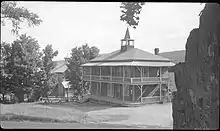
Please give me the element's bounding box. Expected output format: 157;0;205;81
90;48;171;62
51;60;68;73
159;50;185;63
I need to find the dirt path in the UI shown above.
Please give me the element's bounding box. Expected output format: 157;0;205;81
87;103;173;128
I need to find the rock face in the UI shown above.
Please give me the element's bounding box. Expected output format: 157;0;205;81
170;3;220;129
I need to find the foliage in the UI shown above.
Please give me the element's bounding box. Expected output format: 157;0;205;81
1;39;58;102
1;34;42;102
65;43;99;96
1;1;44;102
120;2;145;29
1;1;42;35
40;44;58;97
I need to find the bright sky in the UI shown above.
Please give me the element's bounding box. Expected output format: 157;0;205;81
1;2;205;61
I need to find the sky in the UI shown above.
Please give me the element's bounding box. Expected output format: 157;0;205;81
1;2;205;61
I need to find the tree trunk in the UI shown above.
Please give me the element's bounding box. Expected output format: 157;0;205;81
170;3;219;130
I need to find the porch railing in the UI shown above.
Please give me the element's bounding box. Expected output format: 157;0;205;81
83;75;166;84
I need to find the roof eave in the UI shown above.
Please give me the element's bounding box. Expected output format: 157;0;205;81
89;59;172;63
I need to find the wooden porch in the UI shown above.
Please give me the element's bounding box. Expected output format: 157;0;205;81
86;81;168;105
82;66;170;105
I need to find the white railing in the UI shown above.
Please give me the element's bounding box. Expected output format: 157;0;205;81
83;75;90;80
112;76;124;82
131;77;142;83
91;75;100;80
143;77;161;82
101;76;110;81
83;75;165;84
131;77;161;83
124;77;131;83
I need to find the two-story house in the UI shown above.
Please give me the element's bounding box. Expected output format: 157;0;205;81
81;28;175;105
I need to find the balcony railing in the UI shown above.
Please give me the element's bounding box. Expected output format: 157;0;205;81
83;75;166;84
101;76;110;81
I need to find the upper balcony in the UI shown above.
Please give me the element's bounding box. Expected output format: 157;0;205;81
82;66;169;84
82;75;167;84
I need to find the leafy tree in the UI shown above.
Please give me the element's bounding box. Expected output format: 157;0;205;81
1;1;42;36
65;43;99;96
1;34;42;102
0;42;13;101
1;1;43;102
40;44;58;97
120;2;145;29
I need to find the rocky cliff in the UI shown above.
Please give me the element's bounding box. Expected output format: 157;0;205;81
170;3;219;129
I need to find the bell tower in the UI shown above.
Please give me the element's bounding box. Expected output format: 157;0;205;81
121;27;134;52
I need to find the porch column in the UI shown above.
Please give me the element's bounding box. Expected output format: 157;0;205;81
110;66;112;81
123;66;124;81
100;66;101;96
122;84;124;101
132;85;135;102
89;67;92;92
110;83;113;97
141;85;143;103
148;67;150;77
159;67;162;101
141;67;143;82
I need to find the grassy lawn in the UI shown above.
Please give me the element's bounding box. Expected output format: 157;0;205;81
0;113;78;123
0;103;89;123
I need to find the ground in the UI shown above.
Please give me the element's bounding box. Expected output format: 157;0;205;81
0;102;173;129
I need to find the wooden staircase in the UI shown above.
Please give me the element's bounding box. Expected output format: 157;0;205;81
147;85;160;97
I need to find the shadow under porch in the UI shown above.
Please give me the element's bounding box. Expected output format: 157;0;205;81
88;81;167;106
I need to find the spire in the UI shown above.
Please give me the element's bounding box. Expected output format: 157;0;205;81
121;27;134;52
124;27;131;40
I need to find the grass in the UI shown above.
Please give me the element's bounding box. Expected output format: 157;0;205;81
0;113;79;123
